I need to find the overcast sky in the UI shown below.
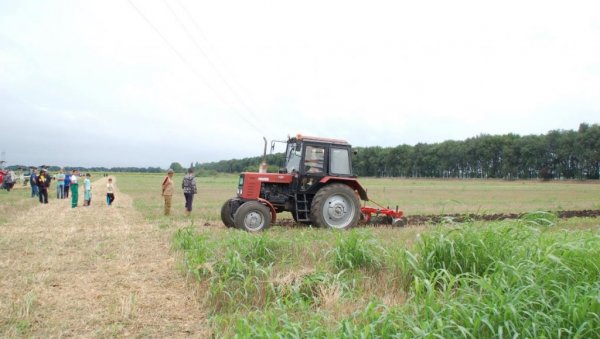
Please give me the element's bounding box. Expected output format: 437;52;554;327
1;0;599;168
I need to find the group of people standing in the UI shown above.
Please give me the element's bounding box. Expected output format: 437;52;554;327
161;167;197;216
29;168;111;207
0;169;17;191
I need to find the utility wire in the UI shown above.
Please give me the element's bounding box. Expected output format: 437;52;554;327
174;0;212;48
162;0;265;126
126;0;263;135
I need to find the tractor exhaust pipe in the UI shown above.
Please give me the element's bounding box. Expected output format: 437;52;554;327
259;136;268;173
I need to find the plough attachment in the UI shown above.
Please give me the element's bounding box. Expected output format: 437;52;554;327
360;201;406;227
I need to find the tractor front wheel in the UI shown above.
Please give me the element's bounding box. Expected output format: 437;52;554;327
234;201;272;232
220;199;237;228
310;184;360;230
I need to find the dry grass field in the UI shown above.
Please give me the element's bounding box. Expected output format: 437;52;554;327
1;174;599;337
0;177;207;337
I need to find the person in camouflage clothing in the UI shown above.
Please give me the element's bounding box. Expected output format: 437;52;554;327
181;168;197;216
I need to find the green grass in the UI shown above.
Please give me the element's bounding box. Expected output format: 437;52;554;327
172;222;599;337
113;174;600;337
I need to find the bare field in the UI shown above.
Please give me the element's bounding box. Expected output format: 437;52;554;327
1;174;599;337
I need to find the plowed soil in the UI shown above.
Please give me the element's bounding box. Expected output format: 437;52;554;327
404;209;600;225
276;210;600;227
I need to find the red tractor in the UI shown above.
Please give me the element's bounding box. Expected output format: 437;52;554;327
221;135;405;232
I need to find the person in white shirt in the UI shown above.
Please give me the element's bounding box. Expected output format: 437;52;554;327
106;178;115;206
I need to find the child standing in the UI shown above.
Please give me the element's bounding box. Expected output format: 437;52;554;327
106;177;115;206
83;173;92;206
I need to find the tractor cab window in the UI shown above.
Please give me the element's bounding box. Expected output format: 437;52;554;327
304;146;325;174
330;148;351;175
285;142;302;173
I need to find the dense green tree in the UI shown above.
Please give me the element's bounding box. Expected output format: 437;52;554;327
169;162;185;173
195;123;600;180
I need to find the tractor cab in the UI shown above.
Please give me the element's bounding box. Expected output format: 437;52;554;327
283;135;355;192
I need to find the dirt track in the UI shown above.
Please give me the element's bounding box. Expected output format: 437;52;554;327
0;178;207;337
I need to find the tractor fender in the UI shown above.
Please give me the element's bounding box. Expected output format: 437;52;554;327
318;177;369;201
257;197;277;224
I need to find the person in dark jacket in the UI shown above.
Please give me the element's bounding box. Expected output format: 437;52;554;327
181;168;197;216
30;168;39;198
64;171;71;198
36;168;52;204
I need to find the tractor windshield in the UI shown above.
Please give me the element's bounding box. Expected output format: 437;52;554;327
285;142;302;173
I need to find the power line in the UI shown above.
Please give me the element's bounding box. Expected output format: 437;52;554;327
126;0;264;135
162;0;266;127
174;0;212;49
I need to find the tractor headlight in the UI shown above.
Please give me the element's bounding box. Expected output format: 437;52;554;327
237;187;243;196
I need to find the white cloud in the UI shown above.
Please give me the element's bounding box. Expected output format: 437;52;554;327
0;0;599;167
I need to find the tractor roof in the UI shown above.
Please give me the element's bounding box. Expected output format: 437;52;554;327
292;134;350;146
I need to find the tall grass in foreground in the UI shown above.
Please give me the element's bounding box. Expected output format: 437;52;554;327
174;221;599;337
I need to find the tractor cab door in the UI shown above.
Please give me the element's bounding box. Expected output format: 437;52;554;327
299;144;326;192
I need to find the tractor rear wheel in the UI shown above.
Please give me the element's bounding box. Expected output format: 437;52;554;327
310;184;360;229
234;201;272;232
220;199;237;228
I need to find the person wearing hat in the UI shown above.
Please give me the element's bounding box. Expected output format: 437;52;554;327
162;168;174;215
36;168;52;204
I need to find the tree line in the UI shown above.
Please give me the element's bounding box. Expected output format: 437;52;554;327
196;123;600;180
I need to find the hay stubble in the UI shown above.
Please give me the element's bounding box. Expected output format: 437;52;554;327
0;177;207;337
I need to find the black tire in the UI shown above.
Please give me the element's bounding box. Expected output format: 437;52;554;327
234;201;272;232
392;217;407;227
220;199;236;228
310;184;361;229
